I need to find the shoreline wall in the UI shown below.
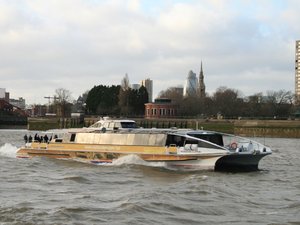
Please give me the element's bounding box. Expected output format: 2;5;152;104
0;115;27;129
136;119;300;138
234;120;300;138
17;117;300;138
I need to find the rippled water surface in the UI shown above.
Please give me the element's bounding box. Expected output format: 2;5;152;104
0;129;299;225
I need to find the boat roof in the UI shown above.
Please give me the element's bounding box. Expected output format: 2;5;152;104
89;118;136;127
93;119;136;123
87;128;220;136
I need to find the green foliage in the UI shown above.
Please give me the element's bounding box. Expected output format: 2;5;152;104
86;85;120;115
86;84;148;116
118;86;149;116
136;86;149;114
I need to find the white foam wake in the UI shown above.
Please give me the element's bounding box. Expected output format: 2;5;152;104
0;143;18;158
110;154;166;168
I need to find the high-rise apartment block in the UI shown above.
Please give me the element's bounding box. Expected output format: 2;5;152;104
141;78;153;103
296;40;300;101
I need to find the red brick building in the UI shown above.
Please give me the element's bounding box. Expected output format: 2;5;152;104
0;99;27;117
145;98;178;118
0;99;13;112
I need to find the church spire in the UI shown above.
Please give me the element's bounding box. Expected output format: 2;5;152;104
200;61;203;76
198;61;206;98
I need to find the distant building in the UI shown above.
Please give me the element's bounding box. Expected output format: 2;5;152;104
28;105;47;117
141;78;153;102
145;98;178;118
131;84;141;90
0;99;27;117
0;99;13;112
5;92;9;101
198;62;206;98
173;86;184;97
296;40;300;102
183;62;206;98
0;88;10;102
0;88;25;109
183;70;197;97
0;88;5;99
9;97;26;110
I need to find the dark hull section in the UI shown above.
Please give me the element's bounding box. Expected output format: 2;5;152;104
215;153;270;172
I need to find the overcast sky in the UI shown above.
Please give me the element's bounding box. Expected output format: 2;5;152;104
0;0;299;104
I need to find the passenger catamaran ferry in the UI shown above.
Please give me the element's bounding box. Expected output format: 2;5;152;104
17;119;272;171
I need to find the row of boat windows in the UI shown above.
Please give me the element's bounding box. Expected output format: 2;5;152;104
102;122;137;129
66;133;224;149
90;121;138;129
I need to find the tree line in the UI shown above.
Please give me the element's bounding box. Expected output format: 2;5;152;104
159;86;296;119
46;80;297;119
41;74;149;118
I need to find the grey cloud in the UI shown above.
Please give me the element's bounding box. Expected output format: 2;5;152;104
0;0;298;104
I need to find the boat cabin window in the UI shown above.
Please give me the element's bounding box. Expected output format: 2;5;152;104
96;120;137;129
120;122;138;128
114;122;121;128
70;133;76;142
166;135;185;147
166;134;223;149
108;122;115;129
187;133;224;146
103;122;110;128
186;137;223;149
185;138;199;145
89;122;103;128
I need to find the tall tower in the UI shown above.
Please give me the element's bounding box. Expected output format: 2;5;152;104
141;78;153;102
296;40;300;102
183;70;197;97
0;88;5;99
198;61;206;98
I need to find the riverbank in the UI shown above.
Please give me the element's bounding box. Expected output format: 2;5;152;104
234;120;300;138
85;117;300;138
138;119;300;138
0;115;27;129
20;117;300;138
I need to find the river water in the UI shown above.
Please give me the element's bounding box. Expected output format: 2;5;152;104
0;129;299;225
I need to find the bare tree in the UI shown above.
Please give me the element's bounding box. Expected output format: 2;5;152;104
55;88;73;118
121;73;130;91
246;92;263;117
158;87;184;103
119;74;131;115
265;90;294;117
212;86;243;118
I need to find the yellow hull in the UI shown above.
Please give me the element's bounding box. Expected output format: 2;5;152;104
17;142;226;170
